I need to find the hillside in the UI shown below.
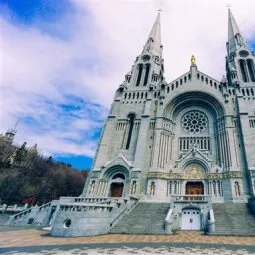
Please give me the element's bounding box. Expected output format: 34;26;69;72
0;135;88;206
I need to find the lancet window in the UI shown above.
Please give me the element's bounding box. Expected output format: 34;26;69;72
143;64;150;86
247;59;255;82
125;114;136;150
239;59;249;82
136;64;143;86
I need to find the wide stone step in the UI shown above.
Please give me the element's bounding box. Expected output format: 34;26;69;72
110;202;169;234
212;203;255;236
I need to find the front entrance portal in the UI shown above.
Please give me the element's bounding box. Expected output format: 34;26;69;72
110;183;124;197
181;209;201;230
186;182;204;195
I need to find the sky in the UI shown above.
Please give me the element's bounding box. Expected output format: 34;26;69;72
0;0;255;170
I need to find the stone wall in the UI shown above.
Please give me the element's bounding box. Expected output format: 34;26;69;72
50;198;137;237
248;197;255;214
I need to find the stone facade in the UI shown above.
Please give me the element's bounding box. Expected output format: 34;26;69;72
82;10;255;204
7;10;255;236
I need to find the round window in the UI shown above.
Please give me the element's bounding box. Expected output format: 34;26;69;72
63;219;71;228
181;111;208;134
239;50;249;58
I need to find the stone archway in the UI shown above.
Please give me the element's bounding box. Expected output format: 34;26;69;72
184;164;205;200
108;173;125;197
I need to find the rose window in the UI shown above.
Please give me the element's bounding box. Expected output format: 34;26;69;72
181;111;207;134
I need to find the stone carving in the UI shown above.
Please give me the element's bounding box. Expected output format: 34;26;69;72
223;171;242;178
148;170;242;180
184;164;205;179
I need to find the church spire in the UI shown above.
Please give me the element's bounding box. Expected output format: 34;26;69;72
143;12;163;57
227;8;248;54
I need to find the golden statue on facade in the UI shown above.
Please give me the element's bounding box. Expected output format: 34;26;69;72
191;55;196;65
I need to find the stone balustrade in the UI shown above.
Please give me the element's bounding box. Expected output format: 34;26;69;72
51;196;139;237
171;195;211;202
0;203;29;213
59;204;114;213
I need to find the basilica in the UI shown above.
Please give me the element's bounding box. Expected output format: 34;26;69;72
7;9;255;236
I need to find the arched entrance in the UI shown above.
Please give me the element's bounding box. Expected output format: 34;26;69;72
109;173;125;197
186;182;204;195
181;208;201;230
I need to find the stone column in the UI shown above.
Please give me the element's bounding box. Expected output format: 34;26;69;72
225;116;239;170
93;117;116;168
133;96;152;194
151;118;163;168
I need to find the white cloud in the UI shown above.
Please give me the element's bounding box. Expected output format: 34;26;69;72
0;0;254;163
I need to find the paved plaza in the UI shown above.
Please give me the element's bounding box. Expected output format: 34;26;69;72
0;227;255;254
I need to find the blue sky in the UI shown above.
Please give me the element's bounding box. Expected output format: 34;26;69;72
1;0;255;170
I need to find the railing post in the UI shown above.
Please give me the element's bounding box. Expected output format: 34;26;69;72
164;208;173;234
207;209;215;234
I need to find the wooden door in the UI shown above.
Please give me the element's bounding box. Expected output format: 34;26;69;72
110;183;124;197
186;182;204;195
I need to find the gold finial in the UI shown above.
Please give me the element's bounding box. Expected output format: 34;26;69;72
191;55;196;65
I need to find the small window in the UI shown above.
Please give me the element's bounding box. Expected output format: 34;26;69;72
63;219;72;228
28;218;34;224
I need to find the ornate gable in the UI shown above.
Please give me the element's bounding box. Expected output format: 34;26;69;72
175;144;213;171
103;153;133;170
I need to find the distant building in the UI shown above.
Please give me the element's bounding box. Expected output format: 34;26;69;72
0;127;38;167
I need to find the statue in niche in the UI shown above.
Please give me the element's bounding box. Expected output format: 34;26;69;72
89;180;95;194
234;181;241;196
150;182;155;195
131;181;137;194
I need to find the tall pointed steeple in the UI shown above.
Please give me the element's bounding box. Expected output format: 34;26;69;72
143;12;163;57
227;8;248;54
226;8;255;86
119;12;165;89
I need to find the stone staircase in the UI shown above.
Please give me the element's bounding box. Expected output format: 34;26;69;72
212;203;255;236
6;200;58;227
110;202;170;234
